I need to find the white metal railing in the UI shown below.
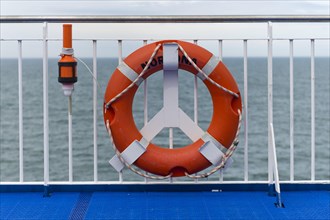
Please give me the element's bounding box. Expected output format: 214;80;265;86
42;22;49;186
0;16;329;185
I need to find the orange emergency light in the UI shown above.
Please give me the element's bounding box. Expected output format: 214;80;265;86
58;24;77;96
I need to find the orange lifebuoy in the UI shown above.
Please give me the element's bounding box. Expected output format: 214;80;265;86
104;40;242;177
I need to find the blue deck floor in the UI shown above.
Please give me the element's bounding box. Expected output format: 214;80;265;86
0;191;329;219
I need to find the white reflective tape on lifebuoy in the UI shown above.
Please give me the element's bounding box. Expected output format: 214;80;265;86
117;62;143;86
197;55;218;80
121;140;146;164
201;132;226;152
199;141;224;165
199;140;233;169
109;137;149;172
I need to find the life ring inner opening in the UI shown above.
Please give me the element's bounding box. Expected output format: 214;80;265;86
131;68;213;148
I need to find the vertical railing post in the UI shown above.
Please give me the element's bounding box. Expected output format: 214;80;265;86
243;39;248;182
68;95;73;182
117;40;123;182
289;39;294;181
143;40;148;126
169;124;174;184
93;40;98;182
43;22;50;195
118;40;123;65
193;40;198;124
143;40;148;183
218;39;223;182
310;39;315;181
218;40;223;61
60;24;75;183
267;21;274;183
193;40;198;183
18;40;23;182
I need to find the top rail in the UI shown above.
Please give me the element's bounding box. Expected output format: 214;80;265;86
1;15;330;23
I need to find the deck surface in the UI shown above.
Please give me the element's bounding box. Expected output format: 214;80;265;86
1;191;329;219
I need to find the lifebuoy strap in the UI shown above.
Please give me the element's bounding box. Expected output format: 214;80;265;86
199;132;233;169
201;132;227;152
117;61;143;86
199;140;233;169
197;55;218;80
109;137;149;172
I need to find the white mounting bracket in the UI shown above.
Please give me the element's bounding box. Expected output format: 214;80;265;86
199;141;233;171
109;138;148;172
139;43;204;142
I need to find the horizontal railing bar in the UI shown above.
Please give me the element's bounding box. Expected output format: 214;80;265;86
1;180;329;185
1;38;329;42
1;15;330;23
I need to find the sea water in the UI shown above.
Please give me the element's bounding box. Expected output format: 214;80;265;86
1;57;329;182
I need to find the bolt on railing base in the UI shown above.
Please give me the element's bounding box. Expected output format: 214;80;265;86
269;184;285;208
275;192;285;208
275;197;285;208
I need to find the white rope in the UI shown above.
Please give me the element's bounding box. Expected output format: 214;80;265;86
106;120;172;180
177;44;239;98
105;43;162;109
75;57;103;92
185;110;242;179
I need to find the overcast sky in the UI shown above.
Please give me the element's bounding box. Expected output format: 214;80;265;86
1;0;330;16
1;0;329;57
